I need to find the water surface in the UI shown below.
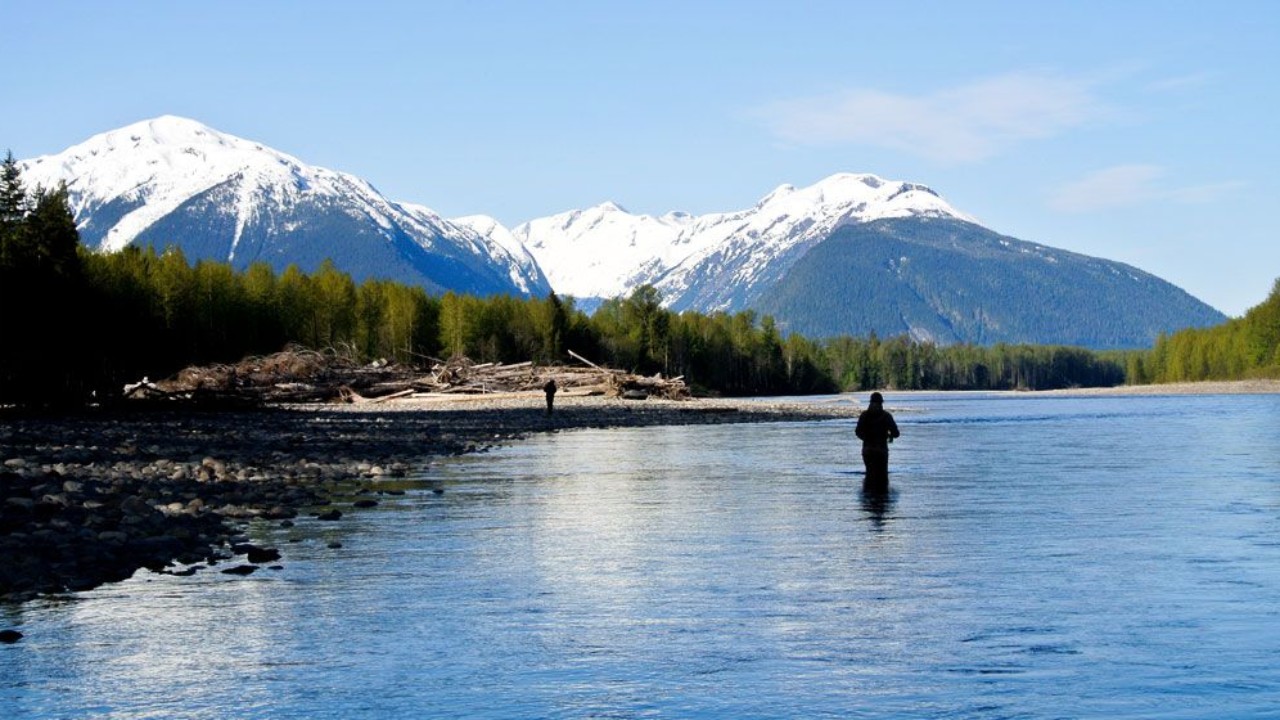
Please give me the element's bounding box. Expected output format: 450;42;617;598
3;393;1279;718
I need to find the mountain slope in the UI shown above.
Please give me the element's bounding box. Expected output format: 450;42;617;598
515;173;970;305
17;116;1226;349
513;174;1225;349
512;202;696;300
753;217;1226;348
18;116;550;297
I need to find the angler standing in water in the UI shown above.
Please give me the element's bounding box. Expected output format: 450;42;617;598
855;392;900;490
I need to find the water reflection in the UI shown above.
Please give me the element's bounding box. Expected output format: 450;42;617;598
4;395;1280;719
859;483;897;529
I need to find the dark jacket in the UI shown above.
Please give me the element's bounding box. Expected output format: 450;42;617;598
855;406;900;450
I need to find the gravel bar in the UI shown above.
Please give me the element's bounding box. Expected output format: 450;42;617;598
1;395;860;602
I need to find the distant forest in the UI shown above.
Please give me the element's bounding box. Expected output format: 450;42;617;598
1;154;1276;408
1127;278;1280;384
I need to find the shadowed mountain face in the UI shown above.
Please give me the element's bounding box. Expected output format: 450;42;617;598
749;217;1225;349
510;173;1224;348
125;174;537;297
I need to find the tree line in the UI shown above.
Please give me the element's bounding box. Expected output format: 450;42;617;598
1124;278;1280;383
12;152;1272;409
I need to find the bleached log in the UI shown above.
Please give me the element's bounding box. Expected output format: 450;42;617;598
568;350;603;370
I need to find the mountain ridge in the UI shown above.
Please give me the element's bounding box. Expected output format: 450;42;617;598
17;115;551;297
752;216;1225;347
15;115;1227;349
513;172;975;306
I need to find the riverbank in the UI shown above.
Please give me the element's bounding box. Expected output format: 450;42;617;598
1037;379;1280;396
6;380;1277;603
0;396;860;602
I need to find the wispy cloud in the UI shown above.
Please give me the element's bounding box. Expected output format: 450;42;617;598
752;70;1110;163
1145;71;1216;93
1049;164;1245;212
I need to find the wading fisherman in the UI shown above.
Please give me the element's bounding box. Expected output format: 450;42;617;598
855;392;900;490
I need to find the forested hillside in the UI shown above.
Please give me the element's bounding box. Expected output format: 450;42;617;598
1;153;1213;409
753;217;1226;348
1129;278;1280;383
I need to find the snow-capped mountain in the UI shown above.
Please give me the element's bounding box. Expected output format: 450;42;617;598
17;116;1224;348
513;202;697;301
18;116;550;297
507;173;1224;348
515;173;972;308
449;213;548;294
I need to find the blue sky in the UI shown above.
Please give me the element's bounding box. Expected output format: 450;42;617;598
4;0;1277;317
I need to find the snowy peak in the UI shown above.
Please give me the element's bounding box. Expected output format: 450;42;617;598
594;200;628;214
97;115;242;151
512;201;694;299
450;213;549;292
28;115;314;197
514;172;974;303
19;115;383;254
18;116;550;297
755;173;969;223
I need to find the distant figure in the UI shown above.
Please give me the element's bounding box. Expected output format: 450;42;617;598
855;391;900;490
543;378;558;416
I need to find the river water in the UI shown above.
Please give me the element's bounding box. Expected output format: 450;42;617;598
3;392;1279;719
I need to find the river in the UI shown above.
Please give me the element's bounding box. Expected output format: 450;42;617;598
3;392;1279;718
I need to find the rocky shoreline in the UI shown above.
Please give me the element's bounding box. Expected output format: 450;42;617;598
1;396;860;604
7;380;1274;607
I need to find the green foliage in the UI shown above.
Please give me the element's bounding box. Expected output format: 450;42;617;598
818;336;1125;391
1139;278;1280;382
355;278;439;363
1;160;88;407
0;151;27;229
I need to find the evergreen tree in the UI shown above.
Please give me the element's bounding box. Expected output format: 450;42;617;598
0;158;88;406
0;151;26;230
23;183;81;279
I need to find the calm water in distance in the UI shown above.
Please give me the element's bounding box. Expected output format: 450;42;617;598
2;392;1279;719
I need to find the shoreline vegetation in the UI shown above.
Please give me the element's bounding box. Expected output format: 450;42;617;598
1028;379;1280;396
3;379;1277;606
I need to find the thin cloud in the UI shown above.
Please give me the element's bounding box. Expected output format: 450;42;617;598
1167;179;1248;203
753;70;1110;163
1050;164;1163;212
1050;164;1246;212
1145;71;1216;93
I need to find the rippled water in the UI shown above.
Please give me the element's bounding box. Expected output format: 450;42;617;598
3;393;1279;719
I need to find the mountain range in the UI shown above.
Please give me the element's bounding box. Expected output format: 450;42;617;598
18;116;1226;349
17;116;549;298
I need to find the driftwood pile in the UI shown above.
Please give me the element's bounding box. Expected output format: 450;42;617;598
124;346;691;406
